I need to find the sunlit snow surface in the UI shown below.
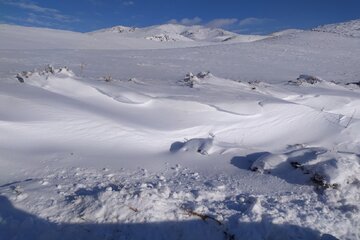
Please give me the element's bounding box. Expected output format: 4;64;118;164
0;23;360;240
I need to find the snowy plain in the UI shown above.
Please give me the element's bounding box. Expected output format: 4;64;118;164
0;21;360;240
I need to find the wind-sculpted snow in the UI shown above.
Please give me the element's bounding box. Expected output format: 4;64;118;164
0;21;360;239
0;65;359;239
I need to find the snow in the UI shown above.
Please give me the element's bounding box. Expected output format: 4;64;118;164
0;23;267;50
313;19;360;38
91;23;268;43
0;20;360;240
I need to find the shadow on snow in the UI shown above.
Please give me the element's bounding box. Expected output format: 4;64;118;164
0;195;338;240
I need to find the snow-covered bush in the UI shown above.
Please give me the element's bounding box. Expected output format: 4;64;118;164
145;34;177;42
127;77;145;84
16;65;74;83
288;74;322;85
44;64;55;74
196;71;211;79
16;71;32;83
181;72;199;88
179;71;212;88
250;147;359;190
103;75;113;82
247;80;262;90
346;81;360;87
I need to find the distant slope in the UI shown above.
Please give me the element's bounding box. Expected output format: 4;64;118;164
90;24;268;43
0;24;267;50
3;19;359;50
0;24;205;50
312;19;360;38
270;29;304;37
0;24;96;49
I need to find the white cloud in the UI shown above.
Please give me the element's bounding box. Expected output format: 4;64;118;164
169;17;202;26
122;1;134;6
4;14;59;28
238;17;272;27
1;0;58;14
0;0;79;26
206;18;238;28
168;17;240;29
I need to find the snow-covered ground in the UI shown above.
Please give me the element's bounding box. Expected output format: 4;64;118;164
0;21;359;240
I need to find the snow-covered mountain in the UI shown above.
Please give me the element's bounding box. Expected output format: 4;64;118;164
312;19;360;38
90;23;268;43
0;23;268;50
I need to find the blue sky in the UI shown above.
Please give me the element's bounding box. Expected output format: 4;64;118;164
0;0;359;34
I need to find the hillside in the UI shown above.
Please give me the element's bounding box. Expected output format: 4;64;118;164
90;23;268;43
0;23;267;50
313;19;360;38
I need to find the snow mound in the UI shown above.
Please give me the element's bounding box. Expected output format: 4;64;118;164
250;147;360;189
170;135;215;155
313;19;360;38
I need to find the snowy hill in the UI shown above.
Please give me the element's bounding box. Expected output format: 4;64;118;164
90;23;268;43
0;20;360;240
270;29;304;37
312;19;360;38
0;24;208;49
0;23;267;50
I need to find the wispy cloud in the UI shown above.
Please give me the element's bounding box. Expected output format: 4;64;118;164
86;0;134;7
234;17;275;34
238;17;273;27
168;17;239;29
206;18;238;28
1;0;58;13
168;17;202;26
0;0;79;28
168;16;275;34
122;1;134;6
4;14;55;27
